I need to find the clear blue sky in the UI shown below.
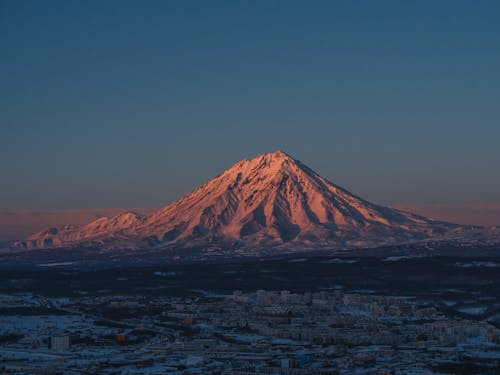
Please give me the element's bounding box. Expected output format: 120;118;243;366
1;0;499;210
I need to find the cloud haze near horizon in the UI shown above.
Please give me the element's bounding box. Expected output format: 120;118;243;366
1;203;499;242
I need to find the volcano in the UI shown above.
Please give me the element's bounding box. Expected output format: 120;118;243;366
15;151;458;252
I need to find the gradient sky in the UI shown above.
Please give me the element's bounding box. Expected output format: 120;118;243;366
1;0;499;212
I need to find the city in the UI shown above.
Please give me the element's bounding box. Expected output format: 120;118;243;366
1;277;499;374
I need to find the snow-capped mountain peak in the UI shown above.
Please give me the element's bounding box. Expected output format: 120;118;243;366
15;151;458;251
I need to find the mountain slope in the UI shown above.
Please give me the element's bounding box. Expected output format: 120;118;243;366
14;151;459;251
17;212;145;250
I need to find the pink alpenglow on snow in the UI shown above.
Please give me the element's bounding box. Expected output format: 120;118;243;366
0;208;156;242
12;151;469;252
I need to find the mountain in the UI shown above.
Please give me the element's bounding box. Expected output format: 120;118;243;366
13;151;461;252
19;212;145;249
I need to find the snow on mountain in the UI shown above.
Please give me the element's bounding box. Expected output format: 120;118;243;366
17;211;145;250
14;151;460;251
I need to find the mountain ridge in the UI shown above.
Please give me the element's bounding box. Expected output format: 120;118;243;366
13;151;461;252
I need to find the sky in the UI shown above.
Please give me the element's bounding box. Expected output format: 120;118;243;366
1;1;499;224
